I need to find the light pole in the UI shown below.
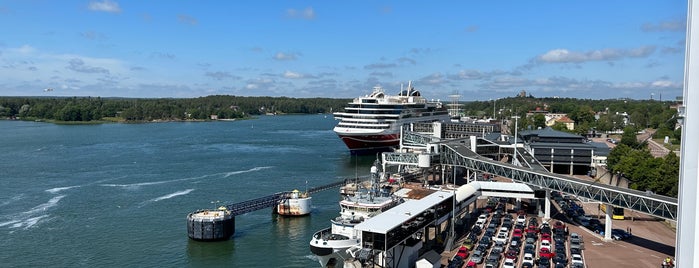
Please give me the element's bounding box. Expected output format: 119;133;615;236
493;99;497;120
512;116;520;166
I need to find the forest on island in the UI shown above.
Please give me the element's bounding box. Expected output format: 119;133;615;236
0;95;350;122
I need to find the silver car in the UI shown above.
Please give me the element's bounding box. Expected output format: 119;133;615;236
470;250;485;264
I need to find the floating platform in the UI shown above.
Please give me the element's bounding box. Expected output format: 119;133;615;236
186;207;235;241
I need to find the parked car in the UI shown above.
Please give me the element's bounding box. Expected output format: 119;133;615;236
570;240;583;250
570;232;582;243
513;228;523;238
503;258;516;268
540;239;551;251
571;254;584;266
505;249;519;260
491;241;505;255
456;246;470;259
524;243;536;255
522;253;535;265
495;232;509;243
537;256;551;268
470;250;485;264
539;247;555;259
611;228;631;240
485;253;501;268
447;256;464;268
552;252;567;266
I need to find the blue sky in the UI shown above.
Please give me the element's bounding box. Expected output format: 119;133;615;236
0;1;688;101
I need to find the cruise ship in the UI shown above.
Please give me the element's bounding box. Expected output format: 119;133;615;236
333;81;450;154
309;177;403;267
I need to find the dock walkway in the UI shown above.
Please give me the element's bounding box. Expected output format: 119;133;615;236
224;179;349;216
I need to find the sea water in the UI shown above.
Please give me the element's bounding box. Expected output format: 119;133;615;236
0;114;375;267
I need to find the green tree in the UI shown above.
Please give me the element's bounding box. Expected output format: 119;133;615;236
620;127;639;148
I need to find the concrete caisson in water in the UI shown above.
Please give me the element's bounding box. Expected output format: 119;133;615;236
187;207;235;241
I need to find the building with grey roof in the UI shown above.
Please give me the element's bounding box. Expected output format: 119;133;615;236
519;127;609;175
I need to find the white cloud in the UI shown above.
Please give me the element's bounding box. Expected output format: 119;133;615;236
67;58;109;74
0;45;132;92
650;80;679;88
178;14;198;25
286;7;315;20
87;0;121;13
205;71;239;81
274;52;298;61
283;70;302;79
363;63;397;69
9;45;36;54
534;46;656;64
642;20;686;32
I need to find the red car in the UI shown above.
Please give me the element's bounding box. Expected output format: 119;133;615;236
513;229;523;238
526;225;538;234
465;260;477;268
505;249;518;260
539;247;555;259
541;232;552;242
457;246;470;259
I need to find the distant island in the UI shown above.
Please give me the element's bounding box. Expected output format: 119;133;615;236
0;94;680;135
0;95;350;123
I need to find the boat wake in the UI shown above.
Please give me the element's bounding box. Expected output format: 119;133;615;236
151;189;194;202
222;166;272;178
101;167;273;189
0;194;25;208
45;185;80;194
25;195;65;215
0;195;65;231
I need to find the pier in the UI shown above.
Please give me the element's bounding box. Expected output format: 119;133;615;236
224;178;349;216
186;178;350;241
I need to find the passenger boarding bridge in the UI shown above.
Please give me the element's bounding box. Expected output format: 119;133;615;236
390;127;678;222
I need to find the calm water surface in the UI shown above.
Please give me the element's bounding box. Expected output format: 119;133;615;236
0;114;375;267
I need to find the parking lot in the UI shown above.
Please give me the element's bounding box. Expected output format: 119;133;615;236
444;190;676;268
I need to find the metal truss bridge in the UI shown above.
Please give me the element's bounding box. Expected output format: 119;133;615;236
386;130;678;221
224;179;349;216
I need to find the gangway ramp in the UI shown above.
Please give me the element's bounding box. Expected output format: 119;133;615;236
441;143;678;221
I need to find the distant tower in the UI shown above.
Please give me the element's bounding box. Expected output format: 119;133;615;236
447;91;462;119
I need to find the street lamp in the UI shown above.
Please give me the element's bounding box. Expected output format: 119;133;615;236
512;116;520;166
493;99;497;120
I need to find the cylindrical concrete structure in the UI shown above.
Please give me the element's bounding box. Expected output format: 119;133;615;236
187;208;235;241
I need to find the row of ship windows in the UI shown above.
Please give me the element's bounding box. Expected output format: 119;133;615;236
337;124;389;129
346;104;427;109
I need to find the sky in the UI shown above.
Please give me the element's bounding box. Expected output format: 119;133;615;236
0;1;689;101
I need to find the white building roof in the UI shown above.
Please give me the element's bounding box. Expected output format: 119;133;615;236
355;189;454;234
356;181;535;234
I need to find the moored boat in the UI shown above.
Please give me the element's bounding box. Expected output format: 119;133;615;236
309;174;403;267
